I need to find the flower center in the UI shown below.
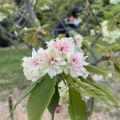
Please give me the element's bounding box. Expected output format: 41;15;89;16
33;60;39;66
51;57;55;65
72;58;76;62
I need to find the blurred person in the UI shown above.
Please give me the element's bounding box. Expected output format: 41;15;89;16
54;6;83;38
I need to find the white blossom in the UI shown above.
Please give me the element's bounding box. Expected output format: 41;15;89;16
101;21;120;44
110;0;120;4
22;35;89;81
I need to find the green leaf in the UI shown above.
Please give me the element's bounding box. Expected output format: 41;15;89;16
114;62;120;73
48;85;60;120
44;0;52;4
41;24;50;28
110;45;120;51
82;40;90;49
4;4;15;10
35;18;41;26
0;7;9;15
13;78;42;110
58;34;66;39
103;11;114;19
96;44;106;52
80;78;119;106
72;77;111;107
108;19;115;31
114;61;120;69
24;34;34;41
27;75;57;120
68;86;87;120
85;65;108;77
84;36;93;41
7;77;42;120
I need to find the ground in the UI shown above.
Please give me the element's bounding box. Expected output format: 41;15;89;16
0;86;119;120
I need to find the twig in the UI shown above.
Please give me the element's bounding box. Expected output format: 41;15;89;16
17;11;27;24
90;56;109;66
0;25;16;38
84;0;101;26
91;33;102;47
37;36;47;49
17;11;33;24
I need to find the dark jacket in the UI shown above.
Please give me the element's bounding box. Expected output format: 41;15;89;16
54;19;78;38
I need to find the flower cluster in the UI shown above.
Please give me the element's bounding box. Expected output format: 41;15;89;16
22;35;89;82
110;0;120;4
101;21;120;44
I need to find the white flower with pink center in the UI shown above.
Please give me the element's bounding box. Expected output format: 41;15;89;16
22;48;42;82
38;49;66;78
22;35;89;81
74;34;83;47
64;52;89;78
49;38;75;58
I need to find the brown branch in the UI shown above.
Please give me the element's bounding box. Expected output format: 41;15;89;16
24;0;48;49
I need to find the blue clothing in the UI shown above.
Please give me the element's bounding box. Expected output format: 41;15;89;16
54;19;78;38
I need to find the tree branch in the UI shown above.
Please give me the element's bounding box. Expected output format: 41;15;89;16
24;0;37;26
0;25;16;38
37;36;47;49
91;33;102;47
84;0;101;26
90;56;109;65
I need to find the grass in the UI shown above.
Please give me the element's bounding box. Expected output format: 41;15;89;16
0;43;31;99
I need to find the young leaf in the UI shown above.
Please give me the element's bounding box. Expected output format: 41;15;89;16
82;40;90;49
68;86;87;120
103;11;114;19
24;34;34;41
27;75;57;120
108;19;115;31
85;65;108;77
35;18;41;26
96;44;106;52
80;78;119;106
4;4;16;10
110;45;120;51
47;85;60;120
58;34;66;39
